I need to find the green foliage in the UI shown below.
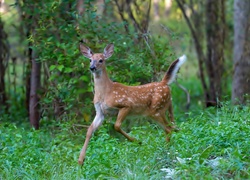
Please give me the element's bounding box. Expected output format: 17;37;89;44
168;103;250;179
1;103;249;179
11;0;175;121
2;0;190;123
1;1;248;179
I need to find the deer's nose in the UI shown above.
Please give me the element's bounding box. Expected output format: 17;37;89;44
90;66;96;71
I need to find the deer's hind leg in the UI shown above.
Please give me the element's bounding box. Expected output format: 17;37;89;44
167;102;179;131
167;101;174;123
114;107;136;142
151;111;174;142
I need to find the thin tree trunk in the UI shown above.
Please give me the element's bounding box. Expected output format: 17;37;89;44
96;0;104;16
205;0;225;106
0;17;8;108
26;69;31;115
0;56;7;108
154;0;160;21
176;0;208;104
232;0;250;104
177;0;225;107
26;42;31;116
165;0;172;17
29;48;41;129
76;0;84;16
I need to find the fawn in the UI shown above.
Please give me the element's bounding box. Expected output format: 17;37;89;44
78;43;186;165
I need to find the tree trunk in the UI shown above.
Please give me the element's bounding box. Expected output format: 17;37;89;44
24;14;33;119
153;0;160;21
29;48;41;129
205;0;225;106
177;0;226;107
165;0;172;17
26;49;31;116
232;0;250;105
0;17;8;108
76;0;84;16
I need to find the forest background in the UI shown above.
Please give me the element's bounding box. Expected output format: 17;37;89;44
0;0;249;179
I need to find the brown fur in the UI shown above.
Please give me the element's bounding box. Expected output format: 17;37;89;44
78;43;185;165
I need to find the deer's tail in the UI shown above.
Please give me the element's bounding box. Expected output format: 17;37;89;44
162;55;187;85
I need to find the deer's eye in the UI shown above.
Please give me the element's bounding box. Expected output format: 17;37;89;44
99;59;103;63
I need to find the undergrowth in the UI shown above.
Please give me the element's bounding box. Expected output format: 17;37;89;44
0;103;249;179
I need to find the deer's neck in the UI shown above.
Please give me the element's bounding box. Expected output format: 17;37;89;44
93;68;112;103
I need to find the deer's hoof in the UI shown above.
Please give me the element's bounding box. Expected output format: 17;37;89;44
173;127;181;132
78;158;85;166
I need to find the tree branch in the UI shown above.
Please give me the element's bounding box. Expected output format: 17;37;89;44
176;0;208;93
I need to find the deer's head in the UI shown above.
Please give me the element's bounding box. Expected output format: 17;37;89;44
80;43;114;73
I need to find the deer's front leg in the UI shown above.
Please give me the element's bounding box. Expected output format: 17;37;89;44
114;108;136;142
78;103;104;165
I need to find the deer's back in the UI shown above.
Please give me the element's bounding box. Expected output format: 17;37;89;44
101;81;172;116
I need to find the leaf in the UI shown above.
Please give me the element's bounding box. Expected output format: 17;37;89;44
176;157;186;164
15;134;22;138
83;113;91;122
199;145;214;164
80;75;89;82
64;67;73;73
57;65;64;72
49;65;56;71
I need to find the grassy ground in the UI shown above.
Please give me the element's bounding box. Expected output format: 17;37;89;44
1;100;249;179
0;61;249;179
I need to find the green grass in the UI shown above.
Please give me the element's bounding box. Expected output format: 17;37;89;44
1;102;249;179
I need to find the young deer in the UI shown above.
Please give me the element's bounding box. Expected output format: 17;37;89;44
78;43;186;165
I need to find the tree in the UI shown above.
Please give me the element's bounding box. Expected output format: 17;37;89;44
29;48;40;129
153;0;160;21
205;0;225;106
114;0;151;38
19;1;41;129
177;0;226;107
165;0;172;17
0;17;8;109
232;0;250;104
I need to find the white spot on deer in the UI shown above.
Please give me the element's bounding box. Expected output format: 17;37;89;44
113;91;118;95
155;113;160;117
117;98;124;103
128;97;134;104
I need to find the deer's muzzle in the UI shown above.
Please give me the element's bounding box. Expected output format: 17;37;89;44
90;66;96;72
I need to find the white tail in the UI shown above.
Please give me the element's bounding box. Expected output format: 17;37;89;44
78;43;187;165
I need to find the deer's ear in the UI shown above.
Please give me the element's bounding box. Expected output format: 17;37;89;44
79;43;93;58
104;43;114;59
